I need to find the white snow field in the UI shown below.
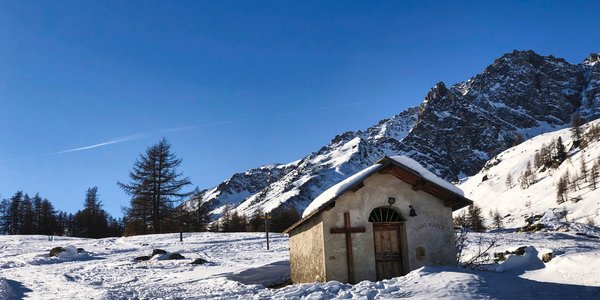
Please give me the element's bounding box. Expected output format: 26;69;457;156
1;230;599;299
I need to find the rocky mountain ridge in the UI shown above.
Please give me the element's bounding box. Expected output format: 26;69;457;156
190;50;600;219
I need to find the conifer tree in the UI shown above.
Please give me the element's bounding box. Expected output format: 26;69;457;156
590;163;599;190
512;133;525;146
73;187;111;238
556;175;568;204
539;143;552;168
20;194;34;234
554;137;567;166
7;191;23;235
533;152;543;169
39;198;58;235
228;211;247;232
466;204;486;232
247;210;266;232
208;220;220;232
589;123;600;140
519;161;534;189
268;206;301;233
219;205;232;232
32;194;43;234
505;173;513;188
580;156;588;182
180;188;217;232
571;113;584;143
0;198;9;234
489;209;503;229
119;138;192;234
453;212;467;229
570;172;580;191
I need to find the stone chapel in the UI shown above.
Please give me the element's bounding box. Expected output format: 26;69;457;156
284;156;472;284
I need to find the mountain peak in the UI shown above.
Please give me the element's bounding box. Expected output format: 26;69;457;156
493;50;569;69
584;53;600;65
423;81;448;104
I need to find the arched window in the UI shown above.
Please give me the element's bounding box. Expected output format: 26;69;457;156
368;207;404;222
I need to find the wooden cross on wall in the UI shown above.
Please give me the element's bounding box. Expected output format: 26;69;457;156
330;212;365;284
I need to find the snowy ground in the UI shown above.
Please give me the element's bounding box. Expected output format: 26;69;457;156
1;230;599;299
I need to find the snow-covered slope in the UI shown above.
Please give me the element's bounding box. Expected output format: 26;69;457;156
0;231;599;298
190;51;600;220
191;107;420;217
459;119;600;227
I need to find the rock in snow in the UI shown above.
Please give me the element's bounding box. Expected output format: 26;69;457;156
496;246;545;273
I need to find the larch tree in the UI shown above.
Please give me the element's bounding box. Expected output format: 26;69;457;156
0;198;9;234
590;163;599;190
20;194;34;234
554;137;567;166
119;138;192;235
505;173;513;188
571;112;584;143
187;187;216;232
489;209;503;229
466;204;486;232
39;198;58;235
32;194;43;234
453;212;468;229
73;187;111;238
7;191;23;235
580;156;588;182
556;172;569;204
268;205;301;233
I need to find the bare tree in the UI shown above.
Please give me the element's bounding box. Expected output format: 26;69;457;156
556;173;568;204
460;233;498;270
590;163;599;190
505;173;513;189
580;156;588;182
571;112;584;143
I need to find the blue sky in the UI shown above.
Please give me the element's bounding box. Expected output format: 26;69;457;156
1;0;599;217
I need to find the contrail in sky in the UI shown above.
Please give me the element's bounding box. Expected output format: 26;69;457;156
2;102;370;162
56;120;238;154
57;133;150;154
43;101;371;156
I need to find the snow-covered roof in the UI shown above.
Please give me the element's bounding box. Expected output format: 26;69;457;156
302;164;382;218
285;156;471;233
389;156;465;196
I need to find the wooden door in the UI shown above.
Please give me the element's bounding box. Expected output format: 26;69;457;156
373;222;405;280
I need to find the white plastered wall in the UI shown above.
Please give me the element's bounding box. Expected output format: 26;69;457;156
320;173;456;282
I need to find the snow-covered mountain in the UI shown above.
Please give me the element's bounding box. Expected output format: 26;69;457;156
459;118;600;227
191;51;600;218
193;107;420;216
401;51;600;181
